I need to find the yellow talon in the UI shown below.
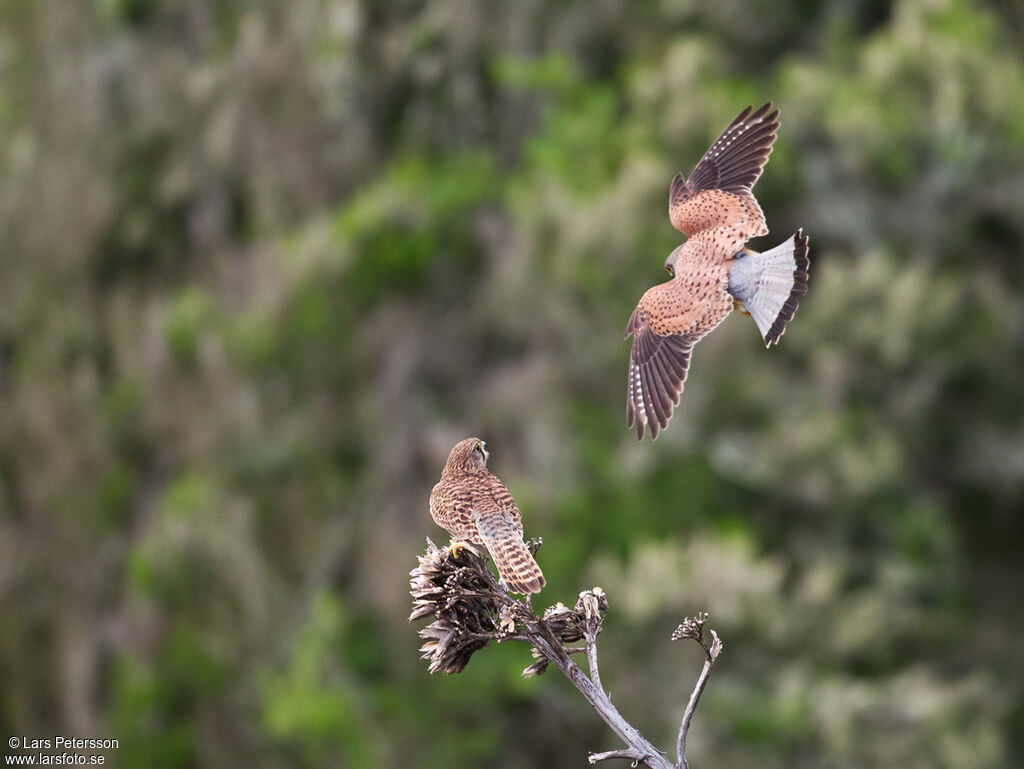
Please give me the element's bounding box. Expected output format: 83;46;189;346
449;541;481;560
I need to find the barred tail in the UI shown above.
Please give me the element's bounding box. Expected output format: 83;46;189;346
492;537;545;595
728;229;810;347
474;509;546;595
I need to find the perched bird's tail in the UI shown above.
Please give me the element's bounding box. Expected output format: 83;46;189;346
473;509;546;594
495;540;546;595
728;229;810;347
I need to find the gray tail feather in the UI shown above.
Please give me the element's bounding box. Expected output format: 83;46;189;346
729;230;810;347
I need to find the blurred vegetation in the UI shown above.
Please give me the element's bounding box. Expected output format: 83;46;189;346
1;0;1023;767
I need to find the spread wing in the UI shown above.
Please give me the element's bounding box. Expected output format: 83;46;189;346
626;316;694;441
669;103;779;239
624;279;732;440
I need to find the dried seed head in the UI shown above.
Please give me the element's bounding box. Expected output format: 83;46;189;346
671;612;709;643
410;541;615;677
409;539;506;674
521;655;550;678
498;605;516;635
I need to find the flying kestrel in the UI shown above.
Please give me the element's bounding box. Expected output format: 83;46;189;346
625;102;810;439
429;438;545;594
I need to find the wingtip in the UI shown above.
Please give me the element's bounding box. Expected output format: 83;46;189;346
629;410;669;441
732;104;754;125
628;404;645;440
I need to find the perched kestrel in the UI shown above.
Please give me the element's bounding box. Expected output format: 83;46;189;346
626;102;810;439
429;438;546;594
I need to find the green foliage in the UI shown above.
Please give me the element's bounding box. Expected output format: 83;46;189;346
3;0;1024;767
159;472;218;519
94;462;134;529
111;626;228;769
337;151;497;309
164;288;215;367
260;593;383;767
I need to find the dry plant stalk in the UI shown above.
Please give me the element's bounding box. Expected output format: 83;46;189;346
409;539;724;768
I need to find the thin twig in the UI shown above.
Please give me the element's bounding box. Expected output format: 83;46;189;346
585;638;598;696
411;543;721;769
585;639;603;693
581;587;606;693
529;628;672;769
674;623;723;769
589;747;645;765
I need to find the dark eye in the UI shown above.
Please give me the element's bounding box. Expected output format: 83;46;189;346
474;442;482;453
665;265;674;277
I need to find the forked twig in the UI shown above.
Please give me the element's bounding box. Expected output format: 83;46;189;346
410;540;722;768
671;614;724;768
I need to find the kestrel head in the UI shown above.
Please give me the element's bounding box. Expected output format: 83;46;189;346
663;244;684;278
444;437;489;474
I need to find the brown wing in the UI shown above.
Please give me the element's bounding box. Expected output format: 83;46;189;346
488;476;523;532
429;481;481;544
669;103;779;239
473;495;545;595
624;278;732;440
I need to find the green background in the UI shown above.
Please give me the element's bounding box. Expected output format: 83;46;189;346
1;0;1023;767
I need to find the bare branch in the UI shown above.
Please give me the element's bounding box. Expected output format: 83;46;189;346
581;586;607;693
672;615;724;769
409;541;719;769
589;747;646;765
528;630;673;769
585;639;603;694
